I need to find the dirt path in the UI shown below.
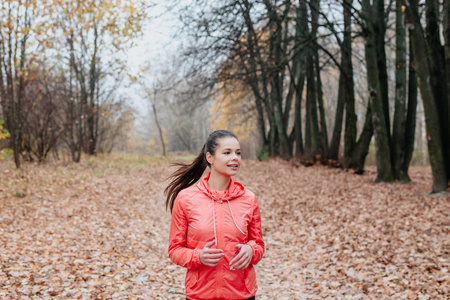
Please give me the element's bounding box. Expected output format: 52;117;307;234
0;156;448;299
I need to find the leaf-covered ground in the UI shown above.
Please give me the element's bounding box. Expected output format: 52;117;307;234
0;154;449;299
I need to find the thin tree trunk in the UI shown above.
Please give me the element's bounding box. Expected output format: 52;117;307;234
152;101;166;156
255;95;267;149
284;60;296;132
393;0;408;181
305;53;320;158
308;0;323;159
268;121;278;157
328;72;345;160
87;23;98;156
315;50;328;161
294;76;304;157
343;0;357;168
75;98;83;163
75;121;82;163
402;35;418;179
343;73;357;166
293;0;308;157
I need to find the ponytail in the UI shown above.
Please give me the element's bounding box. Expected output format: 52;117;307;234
165;130;238;212
164;144;208;212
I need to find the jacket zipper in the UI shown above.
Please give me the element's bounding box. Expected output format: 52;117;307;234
216;199;224;298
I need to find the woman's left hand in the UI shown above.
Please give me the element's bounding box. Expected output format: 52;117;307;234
229;244;253;270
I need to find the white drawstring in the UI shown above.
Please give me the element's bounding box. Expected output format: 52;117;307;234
227;200;245;235
212;198;217;246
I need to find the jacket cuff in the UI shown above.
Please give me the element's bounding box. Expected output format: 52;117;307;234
246;240;257;264
191;248;203;269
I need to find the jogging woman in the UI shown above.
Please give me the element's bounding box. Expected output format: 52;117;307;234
165;130;264;300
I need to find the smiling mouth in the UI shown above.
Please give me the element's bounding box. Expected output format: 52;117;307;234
227;164;239;168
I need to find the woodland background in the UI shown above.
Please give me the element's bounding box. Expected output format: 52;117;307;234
0;0;449;298
0;0;450;191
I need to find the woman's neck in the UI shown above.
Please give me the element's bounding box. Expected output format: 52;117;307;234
208;171;231;191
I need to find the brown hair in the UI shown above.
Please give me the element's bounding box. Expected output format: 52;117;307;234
164;130;238;212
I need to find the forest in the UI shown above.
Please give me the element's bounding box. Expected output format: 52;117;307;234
0;0;449;192
0;0;449;298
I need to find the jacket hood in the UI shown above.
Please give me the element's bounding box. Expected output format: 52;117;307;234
197;172;245;201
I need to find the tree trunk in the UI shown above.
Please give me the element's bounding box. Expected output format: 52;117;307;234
315;50;328;161
402;35;418;179
402;0;448;192
392;0;408;181
294;76;304;157
374;0;391;149
343;0;357;168
305;53;320;158
255;95;268;150
152;100;166;156
328;72;345;160
425;0;450;181
349;102;373;173
444;0;450;179
88;22;99;156
268;121;278;157
310;0;327;161
267;2;291;160
304;0;320;159
362;0;393;182
68;37;83;163
293;0;308;157
75;104;83;163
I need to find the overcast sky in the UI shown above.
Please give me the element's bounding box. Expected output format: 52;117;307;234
123;2;183;114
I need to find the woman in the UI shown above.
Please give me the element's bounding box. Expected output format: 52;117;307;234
165;130;265;300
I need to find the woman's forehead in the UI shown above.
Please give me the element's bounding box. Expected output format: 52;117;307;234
217;137;240;149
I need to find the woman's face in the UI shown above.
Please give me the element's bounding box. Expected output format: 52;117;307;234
207;137;242;177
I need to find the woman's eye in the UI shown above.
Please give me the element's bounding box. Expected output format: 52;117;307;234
237;152;241;156
224;152;230;154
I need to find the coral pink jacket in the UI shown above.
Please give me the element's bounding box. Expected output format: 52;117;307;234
168;173;265;300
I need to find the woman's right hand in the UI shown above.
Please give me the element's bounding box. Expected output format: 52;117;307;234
200;240;224;267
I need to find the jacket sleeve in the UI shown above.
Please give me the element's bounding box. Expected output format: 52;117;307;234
246;196;265;265
168;194;203;270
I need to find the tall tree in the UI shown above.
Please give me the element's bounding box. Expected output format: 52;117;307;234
291;0;308;157
327;0;357;165
342;0;357;169
392;0;408;181
311;0;328;161
402;35;418;178
424;0;449;182
401;0;448;192
263;0;292;159
361;0;393;182
303;0;321;159
444;0;450;169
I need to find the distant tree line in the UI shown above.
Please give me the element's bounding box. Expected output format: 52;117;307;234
0;0;148;167
177;0;449;192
